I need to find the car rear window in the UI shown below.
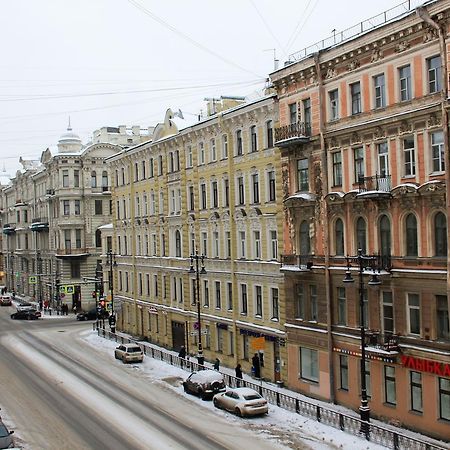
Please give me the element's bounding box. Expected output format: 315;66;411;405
127;346;142;353
243;394;262;400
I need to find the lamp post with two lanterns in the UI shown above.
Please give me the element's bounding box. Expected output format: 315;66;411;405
343;249;382;435
189;251;207;366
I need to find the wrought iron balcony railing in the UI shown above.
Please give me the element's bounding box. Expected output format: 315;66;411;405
365;331;399;353
274;121;311;146
358;174;391;193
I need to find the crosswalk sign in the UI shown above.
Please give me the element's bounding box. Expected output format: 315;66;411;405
29;276;37;284
66;285;75;294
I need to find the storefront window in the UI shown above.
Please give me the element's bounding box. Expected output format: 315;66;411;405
300;347;318;382
410;371;423;413
439;377;450;421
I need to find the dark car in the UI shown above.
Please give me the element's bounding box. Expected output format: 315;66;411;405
11;310;41;320
0;419;14;449
183;370;226;400
77;308;109;321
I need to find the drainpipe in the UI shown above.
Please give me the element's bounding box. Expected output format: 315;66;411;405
416;6;450;319
314;53;335;403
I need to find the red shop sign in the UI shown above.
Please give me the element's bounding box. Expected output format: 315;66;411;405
401;355;450;377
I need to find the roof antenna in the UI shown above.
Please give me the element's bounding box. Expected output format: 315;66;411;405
67;116;72;131
264;48;279;71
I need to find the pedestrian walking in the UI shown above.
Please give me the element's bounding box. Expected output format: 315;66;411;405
252;353;261;378
178;345;186;359
214;358;220;371
235;363;243;387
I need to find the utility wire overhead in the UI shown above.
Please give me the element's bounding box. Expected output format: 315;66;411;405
285;0;319;54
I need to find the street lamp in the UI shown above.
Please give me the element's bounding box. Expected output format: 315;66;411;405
189;251;207;366
107;250;117;332
343;249;381;435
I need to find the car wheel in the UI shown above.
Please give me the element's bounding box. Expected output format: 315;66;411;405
235;408;243;417
122;356;127;364
183;383;190;393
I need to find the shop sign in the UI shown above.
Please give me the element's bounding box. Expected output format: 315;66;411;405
251;336;265;351
401;355;450;377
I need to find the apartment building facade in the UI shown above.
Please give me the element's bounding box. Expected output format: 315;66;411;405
106;97;288;382
270;0;449;438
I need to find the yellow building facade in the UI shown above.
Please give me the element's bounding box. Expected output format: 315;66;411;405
107;95;288;382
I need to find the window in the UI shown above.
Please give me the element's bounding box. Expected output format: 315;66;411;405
337;287;346;325
64;229;71;249
436;295;449;340
255;285;262;317
380;215;391;258
175;230;181;257
215;281;221;309
200;183;207;209
203;280;209;307
75;229;82;248
410;371;423;413
250;125;257;152
222;135;228;159
405;214;418;256
335;218;344;256
439;377;450;421
350;82;361;114
149;158;154;177
270;230;278;260
239;231;246;258
74;200;80;215
210;138;216;162
237;176;245;205
188;186;195;211
382;291;394;334
212;181;218;208
332;152;342;186
431;131;444;172
240;284;248;315
70;260;80;279
95;200;102;215
252;173;259;203
329;89;339;120
310;285;318;321
374;74;386;108
224;179;229;207
299;220;310;255
201;232;207;256
377;142;389;176
399;65;411;101
213;231;219;257
407;293;420;335
91;171;97;188
339;355;348;391
300;347;318;382
186;146;193;168
74;170;80;187
354;146;364;182
227;282;233;310
427;55;442;93
403;136;416;176
253;231;261;259
158;155;163;175
226;231;231;258
62;170;69;187
266;120;274;148
289;102;297;124
303;98;311;134
271;287;279;320
384;366;396;405
297;159;309;191
199;142;205;165
134;162;139;180
364;360;371;397
435;212;447;257
236;130;243;156
268;170;276;202
295;284;305;319
141;161;146;179
63;200;70;216
356;217;367;253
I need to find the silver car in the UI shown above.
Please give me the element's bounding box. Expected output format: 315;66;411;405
213;387;268;417
114;344;144;363
0;419;14;448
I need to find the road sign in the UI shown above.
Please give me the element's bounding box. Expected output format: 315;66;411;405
193;321;199;330
106;302;112;311
29;276;37;284
65;285;75;294
189;330;208;336
60;286;66;293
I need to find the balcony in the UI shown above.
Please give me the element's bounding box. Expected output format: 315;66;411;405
357;175;391;199
55;247;90;258
2;223;16;235
366;331;400;354
281;254;320;271
30;218;49;232
274;122;311;147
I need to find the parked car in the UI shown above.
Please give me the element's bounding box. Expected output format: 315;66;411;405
16;302;35;312
10;310;41;320
77;308;109;321
183;369;226;400
0;419;14;449
213;387;268;417
0;296;12;306
114;344;144;363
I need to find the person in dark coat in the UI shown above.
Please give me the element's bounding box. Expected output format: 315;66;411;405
213;358;220;371
235;363;243;379
252;353;261;378
178;345;186;359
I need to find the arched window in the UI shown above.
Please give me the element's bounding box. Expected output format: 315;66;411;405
102;171;108;189
121;168;125;185
380;215;391;257
356;217;367;253
405;214;418;256
95;229;102;248
335;218;344;256
266;120;274;148
91;171;97;188
435;212;447;256
299;221;310;255
175;230;182;257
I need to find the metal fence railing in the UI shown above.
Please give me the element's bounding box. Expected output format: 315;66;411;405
96;327;449;450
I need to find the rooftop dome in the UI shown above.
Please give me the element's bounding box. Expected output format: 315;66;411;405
57;118;83;153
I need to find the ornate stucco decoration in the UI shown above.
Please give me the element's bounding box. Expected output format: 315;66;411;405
325;66;337;79
347;59;360;71
371;48;384;63
395;40;410;53
399;120;412;135
427;114;441;128
351;132;362;145
373;126;386;140
423;25;439;43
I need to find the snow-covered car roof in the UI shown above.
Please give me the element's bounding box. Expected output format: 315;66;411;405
191;370;224;383
229;387;261;397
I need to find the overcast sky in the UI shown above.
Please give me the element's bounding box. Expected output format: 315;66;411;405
0;0;422;176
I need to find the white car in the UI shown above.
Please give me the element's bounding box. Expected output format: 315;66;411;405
16;302;36;312
114;344;144;363
213;387;268;417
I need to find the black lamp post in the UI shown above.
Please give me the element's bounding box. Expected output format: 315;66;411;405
107;250;117;332
343;249;381;435
189;251;206;366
